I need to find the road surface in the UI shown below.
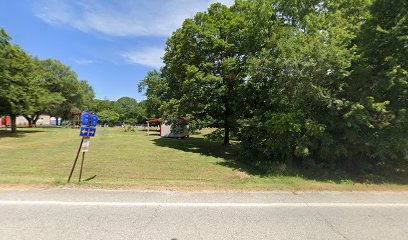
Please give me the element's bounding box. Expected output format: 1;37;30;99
0;189;407;240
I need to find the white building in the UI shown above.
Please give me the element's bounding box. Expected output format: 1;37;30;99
16;115;51;127
146;118;189;138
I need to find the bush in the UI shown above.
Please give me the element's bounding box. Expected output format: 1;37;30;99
122;124;136;132
239;111;326;173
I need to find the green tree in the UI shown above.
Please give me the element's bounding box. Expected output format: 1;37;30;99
136;0;406;177
239;0;371;170
138;70;168;120
162;2;254;145
344;0;408;170
22;58;64;127
21;59;95;126
35;59;94;123
90;97;144;125
98;109;120;126
114;97;143;124
0;29;38;133
91;98;115;113
79;80;95;112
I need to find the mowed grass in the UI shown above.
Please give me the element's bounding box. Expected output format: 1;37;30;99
0;127;407;191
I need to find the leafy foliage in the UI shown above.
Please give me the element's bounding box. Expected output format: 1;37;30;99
97;109;120;126
138;70;168;119
161;3;258;145
204;129;225;143
0;28;95;131
141;0;407;178
89;97;145;125
114;97;143;124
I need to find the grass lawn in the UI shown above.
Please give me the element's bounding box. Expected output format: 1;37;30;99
0;127;407;191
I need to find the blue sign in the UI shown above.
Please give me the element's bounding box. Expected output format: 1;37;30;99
91;114;99;127
88;127;96;137
81;111;91;126
80;127;90;137
79;111;97;137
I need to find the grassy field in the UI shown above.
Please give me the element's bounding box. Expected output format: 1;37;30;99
0;127;407;191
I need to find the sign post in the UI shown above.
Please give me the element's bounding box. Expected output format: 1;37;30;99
68;111;98;183
67;137;84;182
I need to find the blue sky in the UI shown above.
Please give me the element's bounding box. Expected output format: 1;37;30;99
0;0;234;102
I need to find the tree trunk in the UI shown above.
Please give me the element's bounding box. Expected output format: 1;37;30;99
223;76;235;146
23;115;33;128
33;115;40;127
10;114;17;134
224;121;230;145
223;91;231;146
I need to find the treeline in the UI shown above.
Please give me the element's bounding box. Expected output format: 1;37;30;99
89;97;147;126
0;28;94;133
141;0;407;176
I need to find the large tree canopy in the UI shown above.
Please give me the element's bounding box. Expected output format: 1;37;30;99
344;0;408;171
0;29;39;132
114;97;143;124
36;59;94;121
138;70;168;120
140;0;407;177
239;0;372;170
161;2;259;145
0;28;95;131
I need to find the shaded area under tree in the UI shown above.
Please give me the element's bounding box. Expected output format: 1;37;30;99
0;129;46;138
151;136;408;185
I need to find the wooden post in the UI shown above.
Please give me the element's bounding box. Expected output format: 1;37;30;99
147;121;150;136
79;152;85;182
68;137;84;182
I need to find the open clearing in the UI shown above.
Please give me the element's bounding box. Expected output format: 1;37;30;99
0;127;407;191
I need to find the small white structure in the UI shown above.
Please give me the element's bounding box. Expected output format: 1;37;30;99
146;118;189;138
160;123;189;138
16;115;51;126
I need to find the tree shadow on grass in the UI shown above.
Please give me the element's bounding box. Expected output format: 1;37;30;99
300;166;408;185
151;137;261;176
151;136;408;185
0;129;47;138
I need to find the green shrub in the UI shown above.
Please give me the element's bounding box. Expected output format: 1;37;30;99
122;124;136;132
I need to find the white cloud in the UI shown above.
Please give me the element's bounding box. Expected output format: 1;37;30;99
33;0;235;37
121;47;165;69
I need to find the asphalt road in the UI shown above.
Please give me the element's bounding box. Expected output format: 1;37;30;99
0;189;407;240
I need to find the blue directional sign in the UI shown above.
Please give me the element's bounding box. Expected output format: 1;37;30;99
91;114;99;127
80;127;90;137
88;127;96;137
79;111;97;138
81;111;91;126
